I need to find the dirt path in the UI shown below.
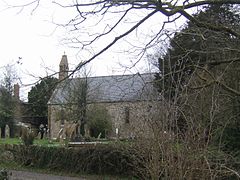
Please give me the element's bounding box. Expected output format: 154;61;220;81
9;170;87;180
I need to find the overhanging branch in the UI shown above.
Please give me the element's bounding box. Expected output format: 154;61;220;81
70;9;158;76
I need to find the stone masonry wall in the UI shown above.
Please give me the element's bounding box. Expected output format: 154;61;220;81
48;101;159;139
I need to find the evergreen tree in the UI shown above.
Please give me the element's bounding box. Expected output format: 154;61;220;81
0;65;17;138
28;77;58;117
155;4;240;152
0;87;15;137
156;4;240;98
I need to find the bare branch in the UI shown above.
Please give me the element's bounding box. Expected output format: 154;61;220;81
70;9;158;75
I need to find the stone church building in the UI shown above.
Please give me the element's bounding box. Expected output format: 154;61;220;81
48;55;159;139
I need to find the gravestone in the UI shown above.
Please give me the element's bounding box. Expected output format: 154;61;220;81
116;128;119;138
39;124;45;139
57;127;64;142
5;125;10;138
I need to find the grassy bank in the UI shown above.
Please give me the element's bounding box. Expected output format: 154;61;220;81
0;138;60;147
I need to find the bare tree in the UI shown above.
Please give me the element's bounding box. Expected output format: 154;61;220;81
6;1;240;178
5;1;240;76
126;4;240;179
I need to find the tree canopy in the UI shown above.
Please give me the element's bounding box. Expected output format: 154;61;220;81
87;104;111;138
156;4;240;98
0;87;15;127
155;4;240;154
28;77;58;117
0;65;18;137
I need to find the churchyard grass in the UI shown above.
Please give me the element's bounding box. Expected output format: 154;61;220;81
0;138;20;145
0;138;60;147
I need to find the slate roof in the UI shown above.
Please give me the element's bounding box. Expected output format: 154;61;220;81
48;73;157;105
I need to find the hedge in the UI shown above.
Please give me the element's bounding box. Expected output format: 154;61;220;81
2;144;134;176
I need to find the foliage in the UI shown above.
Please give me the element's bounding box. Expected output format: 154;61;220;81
220;118;240;153
4;144;133;176
21;131;35;146
0;65;18;137
28;77;58;117
0;138;21;145
0;169;9;180
1;142;239;179
155;4;240;149
62;77;112;138
156;4;240;98
123;134;240;179
0;138;60;147
87;105;112;138
0;88;15;129
150;5;240;179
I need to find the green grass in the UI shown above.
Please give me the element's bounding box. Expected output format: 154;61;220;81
0;138;21;145
0;138;60;147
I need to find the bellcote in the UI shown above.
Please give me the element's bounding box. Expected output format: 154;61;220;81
59;54;69;80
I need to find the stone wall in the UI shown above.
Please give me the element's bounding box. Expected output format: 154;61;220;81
48;101;160;139
48;105;63;139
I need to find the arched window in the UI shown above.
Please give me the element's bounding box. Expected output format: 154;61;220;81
60;109;65;125
125;107;130;124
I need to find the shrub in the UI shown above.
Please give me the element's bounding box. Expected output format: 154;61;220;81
2;143;239;179
87;105;112;138
21;130;35;146
4;144;133;176
0;169;9;180
0;151;14;163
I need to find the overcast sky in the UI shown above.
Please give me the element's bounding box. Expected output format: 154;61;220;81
0;1;186;101
0;2;67;97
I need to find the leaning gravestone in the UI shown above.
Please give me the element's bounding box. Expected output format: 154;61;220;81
5;125;10;138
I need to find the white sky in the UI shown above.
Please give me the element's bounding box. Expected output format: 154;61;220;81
0;1;186;101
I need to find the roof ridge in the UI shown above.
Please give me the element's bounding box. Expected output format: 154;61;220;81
73;72;155;80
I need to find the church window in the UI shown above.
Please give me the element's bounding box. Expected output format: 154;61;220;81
125;107;130;124
60;109;65;125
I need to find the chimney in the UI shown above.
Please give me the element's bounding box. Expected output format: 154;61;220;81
14;83;20;100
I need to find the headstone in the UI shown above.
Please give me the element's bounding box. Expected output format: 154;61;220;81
97;132;102;139
5;125;10;138
37;131;41;139
39;124;44;139
116;128;119;137
57;128;64;141
45;125;49;139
